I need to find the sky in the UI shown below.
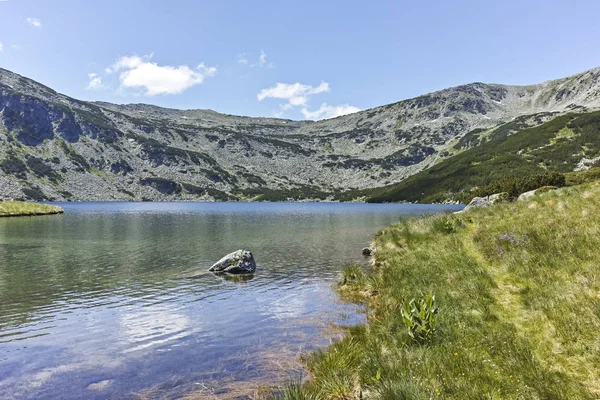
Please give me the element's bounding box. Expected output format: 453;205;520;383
1;0;600;120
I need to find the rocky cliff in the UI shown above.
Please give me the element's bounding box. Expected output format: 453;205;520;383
1;66;599;201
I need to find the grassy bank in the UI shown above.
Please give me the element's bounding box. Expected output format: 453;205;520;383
275;182;600;399
0;201;63;217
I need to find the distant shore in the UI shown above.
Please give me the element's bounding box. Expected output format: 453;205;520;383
0;201;64;217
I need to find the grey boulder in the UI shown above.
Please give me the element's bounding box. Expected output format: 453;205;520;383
455;192;508;214
208;250;256;274
517;189;537;202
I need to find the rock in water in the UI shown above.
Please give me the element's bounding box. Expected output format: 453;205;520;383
208;250;256;274
362;247;373;256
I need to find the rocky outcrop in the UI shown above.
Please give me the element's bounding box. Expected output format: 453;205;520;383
208;250;257;274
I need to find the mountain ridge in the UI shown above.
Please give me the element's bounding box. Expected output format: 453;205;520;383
1;66;600;202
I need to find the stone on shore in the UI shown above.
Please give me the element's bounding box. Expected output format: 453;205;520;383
455;192;508;214
208;250;256;274
518;186;558;201
517;189;537;202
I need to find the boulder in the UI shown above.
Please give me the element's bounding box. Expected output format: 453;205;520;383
455;192;508;214
517;189;537;202
488;192;509;203
518;186;558;201
208;250;256;274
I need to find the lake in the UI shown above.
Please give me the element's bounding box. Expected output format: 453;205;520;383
0;202;461;399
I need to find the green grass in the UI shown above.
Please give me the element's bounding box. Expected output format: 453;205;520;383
0;201;63;217
268;182;600;399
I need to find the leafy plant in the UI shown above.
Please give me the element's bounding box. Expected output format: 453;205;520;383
432;215;458;233
400;293;439;343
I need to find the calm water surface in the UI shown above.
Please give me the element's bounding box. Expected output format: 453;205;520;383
0;202;461;399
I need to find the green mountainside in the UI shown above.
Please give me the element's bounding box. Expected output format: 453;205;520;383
367;110;600;203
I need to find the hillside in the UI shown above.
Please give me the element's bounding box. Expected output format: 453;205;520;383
276;182;600;399
1;67;600;201
368;110;600;203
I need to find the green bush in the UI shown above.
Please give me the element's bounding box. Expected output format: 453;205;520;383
400;292;439;344
473;172;565;199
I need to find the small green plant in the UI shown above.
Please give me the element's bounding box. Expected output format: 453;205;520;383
432;216;457;233
400;292;439;343
340;264;365;286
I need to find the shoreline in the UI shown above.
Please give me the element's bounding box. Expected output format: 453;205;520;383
273;182;600;399
0;201;64;217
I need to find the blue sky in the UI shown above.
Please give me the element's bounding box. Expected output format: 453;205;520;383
1;1;600;120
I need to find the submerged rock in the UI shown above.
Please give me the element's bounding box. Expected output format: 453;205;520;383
208;249;256;274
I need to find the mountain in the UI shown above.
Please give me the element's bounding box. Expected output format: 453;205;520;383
1;66;600;201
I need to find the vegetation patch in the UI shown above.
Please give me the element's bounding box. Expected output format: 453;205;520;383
0;201;63;217
139;178;181;195
182;182;236;201
0;153;29;179
21;186;51;201
59;140;90;172
25;155;61;183
237;184;332;201
110;159;133;175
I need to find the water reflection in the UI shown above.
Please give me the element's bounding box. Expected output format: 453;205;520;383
120;305;191;353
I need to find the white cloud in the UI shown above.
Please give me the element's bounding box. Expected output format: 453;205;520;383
301;103;361;120
106;54;216;96
26;17;42;28
86;73;103;89
257;82;330;108
0;41;3;53
238;51;274;68
237;53;249;65
258;50;274;68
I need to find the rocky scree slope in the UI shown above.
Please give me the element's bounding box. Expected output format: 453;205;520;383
1;66;600;201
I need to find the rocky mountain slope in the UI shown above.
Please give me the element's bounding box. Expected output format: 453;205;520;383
1;66;600;201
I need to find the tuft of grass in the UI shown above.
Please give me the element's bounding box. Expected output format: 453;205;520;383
290;181;600;399
0;201;63;217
